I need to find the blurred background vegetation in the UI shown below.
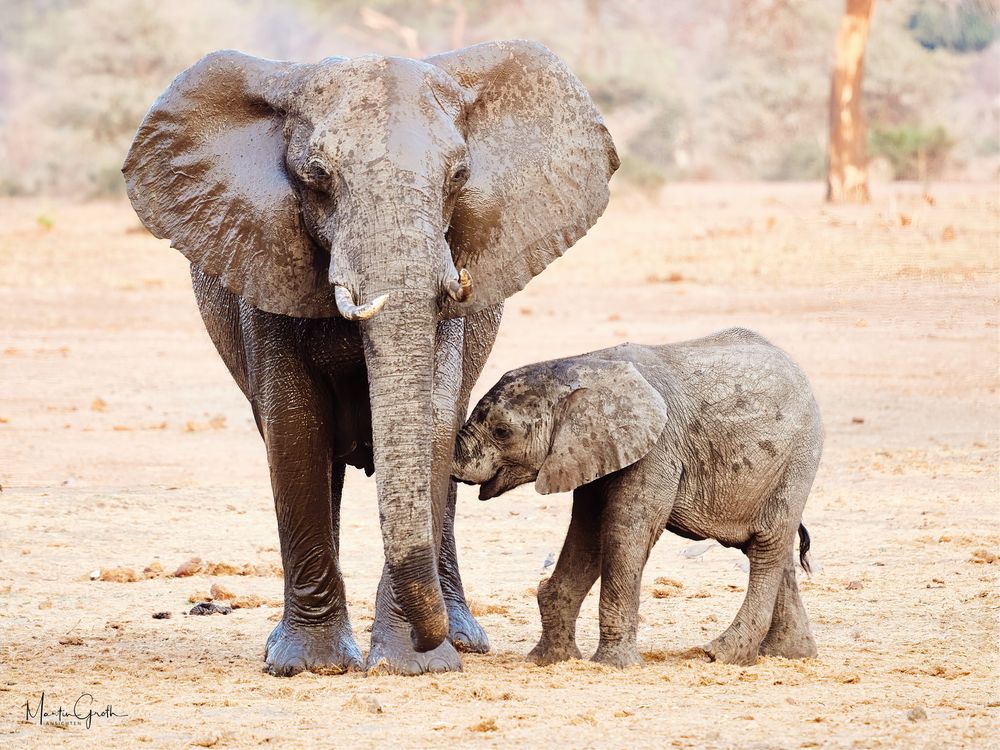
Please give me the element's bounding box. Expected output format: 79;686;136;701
0;0;996;197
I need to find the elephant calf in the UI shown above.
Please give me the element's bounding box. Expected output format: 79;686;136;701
453;328;823;667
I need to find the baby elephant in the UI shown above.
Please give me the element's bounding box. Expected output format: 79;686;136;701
453;328;822;667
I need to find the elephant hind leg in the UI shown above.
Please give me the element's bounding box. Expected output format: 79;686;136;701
702;534;787;666
759;561;817;659
704;450;820;666
760;444;820;660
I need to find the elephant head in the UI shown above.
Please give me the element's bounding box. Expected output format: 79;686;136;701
122;41;618;651
454;357;667;499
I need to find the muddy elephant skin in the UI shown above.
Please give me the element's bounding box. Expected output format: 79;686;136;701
454;327;823;667
122;41;618;676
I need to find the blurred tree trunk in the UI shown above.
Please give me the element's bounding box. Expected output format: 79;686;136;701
581;0;606;76
826;0;874;203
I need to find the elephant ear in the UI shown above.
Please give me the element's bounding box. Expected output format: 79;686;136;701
427;41;619;317
535;361;666;495
122;50;340;318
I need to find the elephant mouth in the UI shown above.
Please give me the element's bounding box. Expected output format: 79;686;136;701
479;471;504;501
478;465;534;501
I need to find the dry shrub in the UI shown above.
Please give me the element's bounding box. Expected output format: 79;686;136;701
641;649;674;663
231;594;268;609
468;600;510;616
652;576;684;598
654;576;683;587
172;559;282;578
468;718;498;733
209;583;235;600
99;567;139;583
970;549;997;564
173;557;204;577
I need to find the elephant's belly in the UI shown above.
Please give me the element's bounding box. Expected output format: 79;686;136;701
304;324;376;475
323;366;376;475
667;458;786;549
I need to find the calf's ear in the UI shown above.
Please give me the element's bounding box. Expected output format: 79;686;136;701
535;362;667;495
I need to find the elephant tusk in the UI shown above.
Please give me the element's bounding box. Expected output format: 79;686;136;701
334;286;389;321
446;268;474;303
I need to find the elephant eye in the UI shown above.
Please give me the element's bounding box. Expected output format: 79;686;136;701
305;158;332;185
491;423;512;442
450;165;470;185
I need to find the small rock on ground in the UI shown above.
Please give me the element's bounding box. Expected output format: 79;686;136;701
188;602;232;616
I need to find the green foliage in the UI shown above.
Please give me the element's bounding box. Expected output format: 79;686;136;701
907;0;997;53
868;125;955;179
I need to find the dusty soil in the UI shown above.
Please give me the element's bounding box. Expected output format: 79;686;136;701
1;182;997;748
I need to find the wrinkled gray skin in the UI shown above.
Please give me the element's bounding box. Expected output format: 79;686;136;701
122;41;618;676
454;328;823;667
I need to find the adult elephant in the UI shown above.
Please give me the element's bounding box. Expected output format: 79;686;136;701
123;40;618;676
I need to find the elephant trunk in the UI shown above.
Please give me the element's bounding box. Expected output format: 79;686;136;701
360;285;448;652
452;428;487;484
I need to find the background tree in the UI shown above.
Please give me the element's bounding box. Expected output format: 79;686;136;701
0;0;996;197
827;0;876;203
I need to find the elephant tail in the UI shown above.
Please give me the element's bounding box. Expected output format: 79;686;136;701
798;523;812;575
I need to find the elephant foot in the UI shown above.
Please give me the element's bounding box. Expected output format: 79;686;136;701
759;572;817;660
366;627;463;675
447;600;490;654
263;618;363;677
702;630;760;666
592;640;642;669
526;637;582;666
759;625;817;660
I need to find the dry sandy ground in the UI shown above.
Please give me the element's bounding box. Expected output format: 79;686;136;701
0;182;997;749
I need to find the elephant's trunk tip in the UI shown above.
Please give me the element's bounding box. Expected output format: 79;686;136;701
335;285;389;320
389;546;449;652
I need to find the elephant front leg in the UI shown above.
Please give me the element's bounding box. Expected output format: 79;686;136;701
366;565;463;675
261;409;361;676
367;487;463;674
441;481;490;653
592;459;676;668
366;318;465;675
441;303;503;654
528;484;604;665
